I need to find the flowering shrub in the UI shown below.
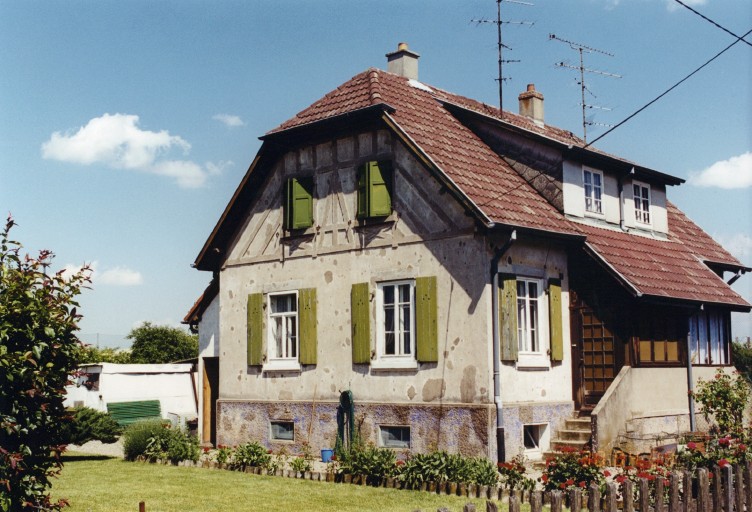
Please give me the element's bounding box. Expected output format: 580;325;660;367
540;447;606;492
497;455;535;491
677;435;749;472
692;370;749;436
214;444;234;466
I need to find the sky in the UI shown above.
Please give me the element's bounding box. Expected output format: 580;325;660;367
1;0;750;348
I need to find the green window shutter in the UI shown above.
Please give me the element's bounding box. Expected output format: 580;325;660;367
416;276;438;363
285;177;314;230
357;161;392;218
548;278;563;362
499;274;518;362
247;293;264;366
351;283;371;364
299;288;317;365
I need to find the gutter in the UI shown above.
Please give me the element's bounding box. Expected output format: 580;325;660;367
490;229;517;463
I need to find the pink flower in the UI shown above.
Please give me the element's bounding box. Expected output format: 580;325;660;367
719;437;731;447
738;444;747;452
687;442;697;450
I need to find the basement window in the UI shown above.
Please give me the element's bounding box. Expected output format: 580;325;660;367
523;423;549;457
379;425;410;449
270;420;295;441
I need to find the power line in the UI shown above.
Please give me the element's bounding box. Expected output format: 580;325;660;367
584;27;752;148
672;0;752;48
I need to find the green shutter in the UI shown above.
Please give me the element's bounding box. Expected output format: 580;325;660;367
285;177;314;230
499;274;518;362
357;161;392;219
299;288;317;365
247;293;263;366
107;400;161;426
548;278;563;362
351;283;371;364
416;276;438;363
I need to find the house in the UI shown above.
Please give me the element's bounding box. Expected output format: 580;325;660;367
185;43;750;460
65;363;198;427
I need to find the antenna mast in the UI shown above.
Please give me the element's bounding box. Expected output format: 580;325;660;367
549;34;621;142
472;0;533;113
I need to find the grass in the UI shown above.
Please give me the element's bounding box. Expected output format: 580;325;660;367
51;453;500;512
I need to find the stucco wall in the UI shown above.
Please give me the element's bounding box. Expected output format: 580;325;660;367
197;293;219;440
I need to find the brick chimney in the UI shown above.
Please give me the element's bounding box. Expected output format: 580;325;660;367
518;84;544;126
386;42;420;80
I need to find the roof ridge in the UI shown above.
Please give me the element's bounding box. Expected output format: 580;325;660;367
366;68;383;105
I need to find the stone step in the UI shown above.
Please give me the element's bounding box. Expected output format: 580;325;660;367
550;438;590;452
564;418;591;431
556;429;592;442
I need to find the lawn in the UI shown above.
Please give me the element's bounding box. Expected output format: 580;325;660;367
51;454;497;512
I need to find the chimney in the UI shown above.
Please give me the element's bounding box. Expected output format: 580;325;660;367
386;42;420;80
518;84;544;126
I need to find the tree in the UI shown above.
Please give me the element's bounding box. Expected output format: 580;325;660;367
732;339;752;385
0;217;90;511
76;344;131;364
127;322;198;364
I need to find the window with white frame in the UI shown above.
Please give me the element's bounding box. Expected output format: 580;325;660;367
583;169;603;214
517;279;543;354
633;182;651;224
379;425;410;448
267;292;298;363
376;280;416;365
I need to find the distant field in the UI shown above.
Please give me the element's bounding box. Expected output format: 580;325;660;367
52;454;494;512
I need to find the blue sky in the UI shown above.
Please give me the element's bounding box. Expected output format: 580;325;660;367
1;0;750;347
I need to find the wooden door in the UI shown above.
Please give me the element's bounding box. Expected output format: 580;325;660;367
202;357;219;446
570;294;619;411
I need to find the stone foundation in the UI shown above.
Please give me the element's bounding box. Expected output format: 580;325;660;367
501;401;574;459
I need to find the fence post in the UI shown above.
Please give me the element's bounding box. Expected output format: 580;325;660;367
722;465;733;512
550;490;563;512
697;468;709;512
508;495;520;512
138;502;145;512
712;466;721;512
682;470;692;512
485;500;499;512
655;475;665;512
638;478;650;512
569;488;582;511
462;503;476;512
588;482;601;512
735;464;744;512
669;472;680;511
530;491;542;512
746;462;752;512
604;482;617;512
623;479;635;512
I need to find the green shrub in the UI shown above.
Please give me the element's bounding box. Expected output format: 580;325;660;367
732;341;752;385
344;444;397;485
232;441;271;470
540;447;606;492
693;369;750;436
62;406;122;445
497;455;535;491
466;456;499;487
290;456;312;474
122;419;167;461
143;425;199;463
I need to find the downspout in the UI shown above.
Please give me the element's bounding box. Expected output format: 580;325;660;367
686;305;701;432
491;229;517;463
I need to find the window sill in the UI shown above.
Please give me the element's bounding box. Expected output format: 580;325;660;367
516;353;550;371
370;358;418;372
354;212;398;228
262;361;302;374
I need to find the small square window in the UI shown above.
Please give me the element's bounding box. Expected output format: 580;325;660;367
379;425;410;448
270;421;294;441
523;423;549;458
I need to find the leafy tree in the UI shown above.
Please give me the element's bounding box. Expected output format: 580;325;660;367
692;369;750;436
127;322;197;364
732;339;752;384
0;217;90;511
76;345;131;364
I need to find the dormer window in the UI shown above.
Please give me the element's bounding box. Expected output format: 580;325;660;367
583;169;603;215
633;182;651;225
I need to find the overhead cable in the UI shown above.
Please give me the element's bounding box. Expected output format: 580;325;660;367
672;0;752;48
584;27;752;148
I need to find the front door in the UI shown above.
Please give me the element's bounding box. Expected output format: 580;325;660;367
570;292;620;411
202;357;219;446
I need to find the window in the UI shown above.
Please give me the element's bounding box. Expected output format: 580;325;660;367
268;292;298;362
689;309;730;365
374;280;417;368
583;169;603;214
284;177;314;230
379;426;410;448
357;161;393;219
522;423;549;459
270;421;294;441
633;182;651;224
517;279;542;353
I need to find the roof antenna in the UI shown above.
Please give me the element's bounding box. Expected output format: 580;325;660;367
549;34;621;143
472;0;534;114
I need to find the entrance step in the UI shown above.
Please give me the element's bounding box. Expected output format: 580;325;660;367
549;414;592;453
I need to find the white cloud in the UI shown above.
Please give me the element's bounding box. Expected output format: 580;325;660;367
41;113;215;188
98;266;144;286
667;0;707;12
690;152;752;189
716;233;752;263
213;114;245;128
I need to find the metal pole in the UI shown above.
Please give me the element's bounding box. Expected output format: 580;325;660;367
497;0;503;112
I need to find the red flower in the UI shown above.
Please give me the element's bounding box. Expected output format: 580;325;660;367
267;449;273;454
719;437;731;447
330;455;337;461
541;474;548;482
616;475;627;484
202;447;210;453
687;442;697;450
718;459;729;468
559;483;566;490
603;470;611;477
578;481;586;488
738;444;747;452
395;460;405;466
565;479;574;486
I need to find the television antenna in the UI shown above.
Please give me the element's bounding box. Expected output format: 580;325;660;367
549;34;621;142
472;0;534;112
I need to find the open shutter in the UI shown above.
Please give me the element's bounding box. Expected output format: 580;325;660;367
416;276;438;363
285;177;313;230
357;164;369;219
299;288;317;365
368;161;392;217
247;293;264;366
548;278;563;362
351;283;371;364
499;274;518;362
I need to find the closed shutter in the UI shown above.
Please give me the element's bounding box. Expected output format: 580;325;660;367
351;283;371;364
368;161;392;217
416;276;438;363
499;274;518;361
247;293;264;366
548;278;563;362
285;177;314;230
299;288;317;365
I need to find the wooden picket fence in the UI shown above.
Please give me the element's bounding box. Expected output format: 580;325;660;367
417;463;751;512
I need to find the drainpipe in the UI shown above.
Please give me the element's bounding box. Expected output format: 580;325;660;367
491;229;517;463
686;305;701;432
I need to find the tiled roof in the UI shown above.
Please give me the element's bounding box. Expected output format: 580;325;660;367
263;68;748;308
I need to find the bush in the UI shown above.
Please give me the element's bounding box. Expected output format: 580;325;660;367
693;369;750;436
341;444;397;485
232;441;271;470
143;425;199;463
122;419;167;461
62;406;122;445
497;455;535;491
540;447;606;492
732;341;752;385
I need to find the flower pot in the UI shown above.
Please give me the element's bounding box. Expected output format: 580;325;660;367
321;449;334;462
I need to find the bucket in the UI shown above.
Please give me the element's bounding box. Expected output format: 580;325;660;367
321;449;334;463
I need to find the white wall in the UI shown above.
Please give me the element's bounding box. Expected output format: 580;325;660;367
197;293;219;440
